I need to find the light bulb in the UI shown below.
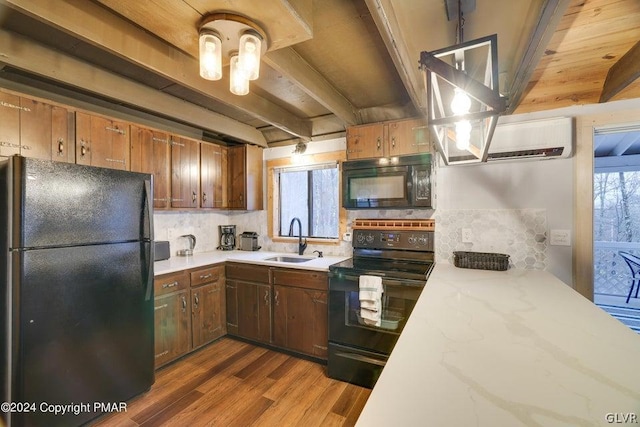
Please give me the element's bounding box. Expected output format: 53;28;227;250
455;120;471;150
239;33;262;81
230;54;250;96
451;88;471;115
199;32;222;81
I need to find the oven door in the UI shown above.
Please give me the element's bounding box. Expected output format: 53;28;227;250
342;166;410;209
328;272;424;354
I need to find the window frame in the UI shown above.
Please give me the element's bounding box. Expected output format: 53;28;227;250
267;150;346;245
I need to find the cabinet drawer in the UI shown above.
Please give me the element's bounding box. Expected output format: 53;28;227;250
190;264;224;287
226;262;271;283
272;268;327;291
155;271;189;296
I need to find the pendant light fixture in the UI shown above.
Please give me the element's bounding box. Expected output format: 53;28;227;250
419;0;506;165
198;13;267;95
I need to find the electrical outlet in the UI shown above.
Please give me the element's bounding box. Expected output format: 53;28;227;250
343;232;352;242
461;228;473;243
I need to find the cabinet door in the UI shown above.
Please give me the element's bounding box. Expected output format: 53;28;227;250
388;118;429;156
226;280;238;335
216;145;228;208
236;280;271;343
346;123;385;159
0;91;21;158
171;136;200;208
19;97;52;160
227;145;246;208
154;290;191;368
273;285;328;359
130;126;171;209
192;280;226;348
76;113;130;170
51;106;74;163
200;143;221;208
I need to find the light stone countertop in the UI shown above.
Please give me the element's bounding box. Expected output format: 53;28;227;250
356;263;640;427
154;250;349;276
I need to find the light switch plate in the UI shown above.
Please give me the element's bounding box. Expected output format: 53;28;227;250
461;228;473;243
550;229;571;246
343;232;352;242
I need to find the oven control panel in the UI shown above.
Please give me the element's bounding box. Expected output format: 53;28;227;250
353;229;434;251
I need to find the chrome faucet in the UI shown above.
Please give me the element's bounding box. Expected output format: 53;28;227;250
288;217;307;255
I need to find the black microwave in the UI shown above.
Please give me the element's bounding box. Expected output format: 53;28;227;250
342;153;432;209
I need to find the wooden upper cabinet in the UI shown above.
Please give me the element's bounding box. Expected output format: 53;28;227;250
21;99;73;163
346;123;384;159
346;118;429;159
227;144;263;210
76;112;130;170
130;125;171;209
387;118;429;156
200;143;227;209
171;135;200;209
0;92;73;162
0;91;21;159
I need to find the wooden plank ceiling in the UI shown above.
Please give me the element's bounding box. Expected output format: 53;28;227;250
0;0;638;146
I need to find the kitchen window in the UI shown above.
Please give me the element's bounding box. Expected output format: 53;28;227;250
267;150;346;244
276;163;339;239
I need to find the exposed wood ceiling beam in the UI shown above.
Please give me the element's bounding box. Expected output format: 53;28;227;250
263;48;359;126
505;0;572;113
2;0;311;140
600;40;640;103
0;29;268;146
363;0;425;112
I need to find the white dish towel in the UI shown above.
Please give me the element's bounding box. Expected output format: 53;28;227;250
359;275;383;327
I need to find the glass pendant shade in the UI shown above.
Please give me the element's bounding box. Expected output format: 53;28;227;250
230;54;250;96
199;32;222;81
238;33;262;80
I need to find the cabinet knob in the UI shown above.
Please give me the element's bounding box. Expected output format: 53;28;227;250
264;289;270;306
274;290;280;306
192;191;197;204
57;138;64;156
202;192;207;203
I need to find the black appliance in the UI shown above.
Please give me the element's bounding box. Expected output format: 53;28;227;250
218;225;236;250
328;218;435;388
0;156;155;427
342;153;432;209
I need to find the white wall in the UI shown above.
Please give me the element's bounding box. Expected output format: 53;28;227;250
436;158;574;285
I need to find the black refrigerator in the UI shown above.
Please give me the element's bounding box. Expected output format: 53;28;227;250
0;156;155;427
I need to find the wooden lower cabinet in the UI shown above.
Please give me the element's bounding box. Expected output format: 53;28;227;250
272;285;328;359
272;268;328;359
225;263;272;344
191;265;226;349
226;263;328;360
154;264;226;368
154;271;191;368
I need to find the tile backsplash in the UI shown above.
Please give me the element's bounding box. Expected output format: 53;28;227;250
434;209;548;269
154;208;549;271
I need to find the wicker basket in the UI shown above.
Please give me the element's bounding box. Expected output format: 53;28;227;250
453;251;510;271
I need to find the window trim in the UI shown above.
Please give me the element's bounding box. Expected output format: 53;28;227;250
267;150;346;245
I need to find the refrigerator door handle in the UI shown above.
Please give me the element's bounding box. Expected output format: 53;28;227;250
144;178;154;301
144;179;154;242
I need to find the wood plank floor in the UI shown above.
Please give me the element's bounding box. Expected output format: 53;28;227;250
92;338;371;426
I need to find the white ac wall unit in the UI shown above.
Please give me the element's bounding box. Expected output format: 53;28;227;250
488;117;573;161
447;117;574;164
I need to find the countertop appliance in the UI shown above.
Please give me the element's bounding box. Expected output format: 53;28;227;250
154;240;170;261
238;231;261;251
177;234;196;256
218;225;236;250
342;153;432;209
0;156;155;427
328;218;435;388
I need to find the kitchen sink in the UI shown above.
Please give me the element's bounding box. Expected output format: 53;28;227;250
264;256;313;263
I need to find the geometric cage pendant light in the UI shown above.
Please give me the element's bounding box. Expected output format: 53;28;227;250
198;13;268;96
419;33;507;165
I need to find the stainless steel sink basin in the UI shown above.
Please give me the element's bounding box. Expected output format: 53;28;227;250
264;256;313;263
